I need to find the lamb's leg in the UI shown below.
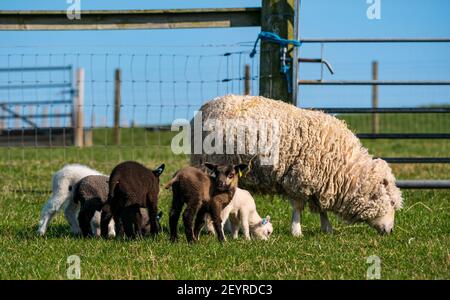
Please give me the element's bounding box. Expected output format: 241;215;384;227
210;203;226;243
182;202;201;243
240;211;251;240
107;219;116;238
133;207;144;238
100;204;116;238
146;193;159;236
37;192;66;236
169;196;184;242
204;214;216;235
193;206;208;240
229;217;240;239
220;206;232;237
290;199;304;237
320;211;333;233
121;207;136;239
90;211;101;237
64;199;81;235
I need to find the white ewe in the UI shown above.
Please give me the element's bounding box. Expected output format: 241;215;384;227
191;95;403;236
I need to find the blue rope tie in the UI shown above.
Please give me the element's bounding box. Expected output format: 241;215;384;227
249;31;302;93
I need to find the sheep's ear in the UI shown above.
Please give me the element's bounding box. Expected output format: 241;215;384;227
204;162;218;171
265;215;271;223
234;164;248;173
153;164;165;177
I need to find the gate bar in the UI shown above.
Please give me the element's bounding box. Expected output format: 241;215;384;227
299;38;450;43
381;157;450;164
396;180;450;189
357;133;450;139
0;83;72;90
298;80;450;85
0;8;261;31
316;107;450;113
0;66;72;72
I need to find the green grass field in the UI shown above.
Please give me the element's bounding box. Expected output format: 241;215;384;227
0;121;448;279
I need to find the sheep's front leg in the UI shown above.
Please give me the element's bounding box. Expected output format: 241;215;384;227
290;199;303;237
37;191;68;236
64;199;81;235
240;211;251;240
107;219;116;238
90;211;101;237
229;218;240;239
220;206;232;237
320;211;333;233
210;203;226;243
183;202;202;243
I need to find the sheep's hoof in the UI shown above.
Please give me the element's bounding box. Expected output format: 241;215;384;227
291;224;303;237
321;225;333;234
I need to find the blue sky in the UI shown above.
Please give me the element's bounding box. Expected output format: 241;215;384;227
0;0;449;127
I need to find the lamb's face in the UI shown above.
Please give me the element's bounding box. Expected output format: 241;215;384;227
367;206;395;235
205;163;248;192
252;216;273;240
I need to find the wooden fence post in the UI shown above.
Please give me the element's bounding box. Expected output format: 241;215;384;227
260;0;296;103
372;61;379;134
14;105;20;128
114;69;121;145
0;106;3;130
244;64;251;95
74;68;84;147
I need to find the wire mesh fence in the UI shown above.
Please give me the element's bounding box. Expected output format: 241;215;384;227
0;49;264;192
0;44;449;193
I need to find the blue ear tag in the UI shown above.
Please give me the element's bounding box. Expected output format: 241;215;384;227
262;218;268;225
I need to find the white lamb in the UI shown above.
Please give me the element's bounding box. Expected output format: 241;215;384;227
37;164;102;236
207;187;273;240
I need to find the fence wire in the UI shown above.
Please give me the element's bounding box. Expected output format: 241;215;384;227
0;46;449;193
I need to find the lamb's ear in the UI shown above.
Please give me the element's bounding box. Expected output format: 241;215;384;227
204;162;218;171
234;163;248;173
153;164;165;177
265;215;271;223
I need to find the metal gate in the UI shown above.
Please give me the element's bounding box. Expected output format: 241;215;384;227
297;38;450;189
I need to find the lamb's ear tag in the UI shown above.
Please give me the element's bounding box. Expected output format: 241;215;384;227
261;218;268;225
238;170;243;177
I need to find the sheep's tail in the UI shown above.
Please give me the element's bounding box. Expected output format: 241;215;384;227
71;181;81;204
108;173;120;200
163;173;179;190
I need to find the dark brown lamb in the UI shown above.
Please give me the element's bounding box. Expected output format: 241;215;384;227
101;161;165;239
164;163;247;243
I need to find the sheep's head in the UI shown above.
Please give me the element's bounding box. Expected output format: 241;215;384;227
251;216;273;240
367;206;395;234
366;176;402;235
205;162;248;192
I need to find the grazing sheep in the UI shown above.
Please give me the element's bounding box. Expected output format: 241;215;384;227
37;164;102;236
164;163;247;243
191;95;403;235
102;161;165;239
206;187;273;240
72;175;116;238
